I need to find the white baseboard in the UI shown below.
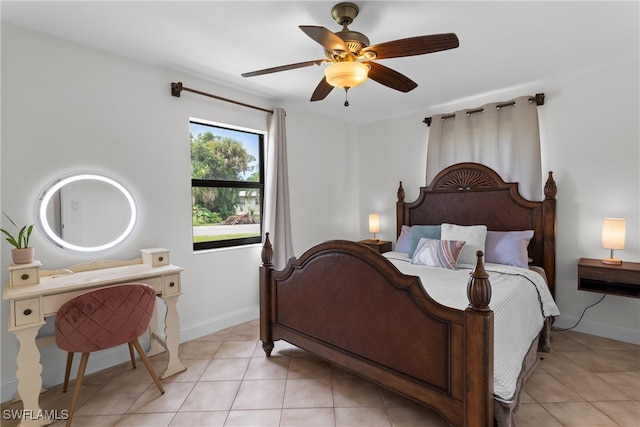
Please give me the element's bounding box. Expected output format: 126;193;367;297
1;306;259;404
179;306;259;343
554;315;640;345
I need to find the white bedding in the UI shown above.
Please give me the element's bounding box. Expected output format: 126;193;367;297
383;251;560;402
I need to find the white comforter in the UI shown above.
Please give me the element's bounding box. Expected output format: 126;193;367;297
383;251;560;402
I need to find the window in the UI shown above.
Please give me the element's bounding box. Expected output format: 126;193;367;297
190;120;264;250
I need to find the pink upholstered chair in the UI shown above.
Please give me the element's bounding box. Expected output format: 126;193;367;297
55;283;164;426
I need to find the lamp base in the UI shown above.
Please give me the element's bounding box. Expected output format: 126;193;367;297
602;257;622;265
369;238;379;242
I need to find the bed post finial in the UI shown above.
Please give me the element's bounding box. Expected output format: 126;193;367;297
544;171;557;200
397;181;405;202
467;251;491;311
261;232;274;267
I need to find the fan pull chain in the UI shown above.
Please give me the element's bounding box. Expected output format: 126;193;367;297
344;87;350;107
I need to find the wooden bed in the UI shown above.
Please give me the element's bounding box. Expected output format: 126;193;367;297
259;162;557;427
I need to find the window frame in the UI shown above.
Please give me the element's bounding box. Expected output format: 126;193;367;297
190;120;265;251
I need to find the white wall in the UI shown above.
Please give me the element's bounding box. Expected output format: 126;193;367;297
284;108;360;253
359;59;640;344
0;23;358;402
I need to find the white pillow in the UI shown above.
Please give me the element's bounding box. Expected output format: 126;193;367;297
440;223;487;266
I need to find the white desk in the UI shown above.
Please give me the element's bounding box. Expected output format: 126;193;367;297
3;258;187;427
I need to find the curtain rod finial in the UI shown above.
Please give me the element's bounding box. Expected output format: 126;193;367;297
171;82;183;97
535;93;545;106
423;117;432;126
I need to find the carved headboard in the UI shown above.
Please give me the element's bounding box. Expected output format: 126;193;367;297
396;162;557;295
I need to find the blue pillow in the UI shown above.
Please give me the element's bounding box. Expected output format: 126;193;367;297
408;225;442;257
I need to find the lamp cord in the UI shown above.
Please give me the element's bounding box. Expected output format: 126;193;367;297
551;293;607;331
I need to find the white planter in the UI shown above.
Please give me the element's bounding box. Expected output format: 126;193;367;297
12;247;34;264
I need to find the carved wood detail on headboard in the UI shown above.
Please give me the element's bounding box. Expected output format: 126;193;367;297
432;168;499;192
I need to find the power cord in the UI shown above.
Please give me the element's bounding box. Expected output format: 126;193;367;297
551;293;607;331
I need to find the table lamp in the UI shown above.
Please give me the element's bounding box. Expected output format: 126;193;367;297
369;214;380;242
601;218;625;265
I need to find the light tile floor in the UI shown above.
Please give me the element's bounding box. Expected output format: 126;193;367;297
2;319;638;426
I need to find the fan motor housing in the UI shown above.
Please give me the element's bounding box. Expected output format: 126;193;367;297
336;29;369;53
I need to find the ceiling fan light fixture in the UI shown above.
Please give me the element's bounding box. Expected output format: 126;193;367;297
324;61;370;89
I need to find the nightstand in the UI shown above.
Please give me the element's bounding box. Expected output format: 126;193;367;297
359;239;392;254
578;258;640;298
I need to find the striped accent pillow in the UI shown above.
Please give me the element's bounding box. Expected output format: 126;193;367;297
410;238;466;270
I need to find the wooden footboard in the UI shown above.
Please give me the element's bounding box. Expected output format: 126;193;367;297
260;234;494;427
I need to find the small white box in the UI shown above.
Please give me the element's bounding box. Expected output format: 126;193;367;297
141;248;169;267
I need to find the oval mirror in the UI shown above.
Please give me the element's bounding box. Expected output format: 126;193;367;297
37;174;137;252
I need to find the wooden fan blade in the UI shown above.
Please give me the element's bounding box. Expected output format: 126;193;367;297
310;77;334;101
361;33;459;60
299;25;350;54
242;59;325;77
366;62;418;93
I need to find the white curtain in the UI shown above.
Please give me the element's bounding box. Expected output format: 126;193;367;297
264;107;294;269
426;96;542;200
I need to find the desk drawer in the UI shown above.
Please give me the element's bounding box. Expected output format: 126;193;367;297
140;277;163;293
163;274;180;296
44;290;86;316
14;298;42;327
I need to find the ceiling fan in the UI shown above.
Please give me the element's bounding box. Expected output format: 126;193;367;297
241;2;459;106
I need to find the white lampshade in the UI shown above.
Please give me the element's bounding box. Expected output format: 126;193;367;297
601;218;625;264
602;218;625;249
324;61;370;89
369;214;380;234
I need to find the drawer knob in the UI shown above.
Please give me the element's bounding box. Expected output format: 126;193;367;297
23;309;32;316
158;256;164;262
21;274;30;280
169;282;175;287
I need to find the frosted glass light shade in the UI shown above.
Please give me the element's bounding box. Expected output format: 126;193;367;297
325;62;370;89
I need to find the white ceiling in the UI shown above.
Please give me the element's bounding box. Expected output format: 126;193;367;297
2;1;638;125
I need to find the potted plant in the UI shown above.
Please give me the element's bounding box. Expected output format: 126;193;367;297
1;213;35;264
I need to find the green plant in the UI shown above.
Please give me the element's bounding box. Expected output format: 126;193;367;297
1;212;34;249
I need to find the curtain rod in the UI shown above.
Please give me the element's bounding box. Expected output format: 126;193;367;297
422;93;544;126
171;82;273;114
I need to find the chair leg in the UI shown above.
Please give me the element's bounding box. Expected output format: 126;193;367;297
130;339;164;394
66;352;90;427
63;352;74;393
128;342;137;369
